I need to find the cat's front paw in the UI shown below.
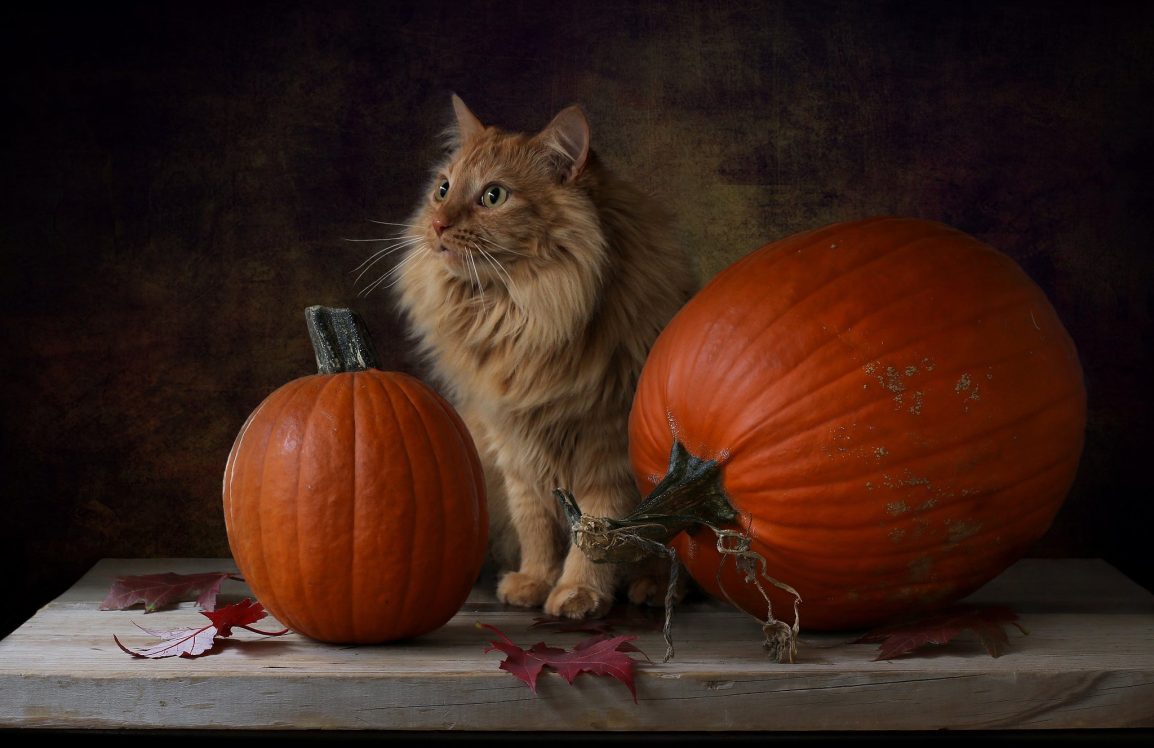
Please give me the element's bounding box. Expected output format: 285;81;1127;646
626;575;662;607
626;568;688;607
497;571;552;608
544;583;612;620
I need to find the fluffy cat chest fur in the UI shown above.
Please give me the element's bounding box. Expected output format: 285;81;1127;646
393;96;697;619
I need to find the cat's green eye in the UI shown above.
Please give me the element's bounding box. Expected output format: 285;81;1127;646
434;180;450;201
480;184;509;208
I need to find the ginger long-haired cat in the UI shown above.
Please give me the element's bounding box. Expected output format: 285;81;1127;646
392;95;697;619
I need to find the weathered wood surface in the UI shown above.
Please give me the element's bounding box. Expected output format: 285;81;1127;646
1;558;1152;731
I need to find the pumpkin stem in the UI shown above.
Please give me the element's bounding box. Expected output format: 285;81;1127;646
555;442;737;565
305;306;382;374
631;440;739;533
557;440;801;663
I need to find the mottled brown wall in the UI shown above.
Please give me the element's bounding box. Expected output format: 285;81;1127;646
3;1;1152;634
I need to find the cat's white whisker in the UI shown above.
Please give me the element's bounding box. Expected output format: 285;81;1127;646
359;245;428;296
361;263;418;296
464;239;508;292
476;246;516;297
366;219;424;229
477;235;531;258
349;236;421;264
466;250;489;311
350;237;423;281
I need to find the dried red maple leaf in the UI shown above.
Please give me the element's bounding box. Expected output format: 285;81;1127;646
479;622;645;702
114;598;289;659
101;571;242;613
855;604;1027;661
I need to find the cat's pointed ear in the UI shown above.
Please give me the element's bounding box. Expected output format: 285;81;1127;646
539;105;590;183
450;93;485;143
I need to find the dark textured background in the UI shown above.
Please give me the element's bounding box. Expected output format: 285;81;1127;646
2;1;1152;636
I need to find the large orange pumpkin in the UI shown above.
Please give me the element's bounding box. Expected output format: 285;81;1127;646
628;217;1086;630
223;307;487;643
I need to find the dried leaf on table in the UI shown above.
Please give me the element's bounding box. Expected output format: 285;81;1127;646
114;598;289;659
855;604;1027;661
100;571;242;613
479;622;645;702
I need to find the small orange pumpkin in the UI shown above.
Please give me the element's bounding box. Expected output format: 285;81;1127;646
223;307;487;643
629;217;1086;630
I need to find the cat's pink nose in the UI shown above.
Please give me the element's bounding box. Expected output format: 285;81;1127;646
433;217;451;237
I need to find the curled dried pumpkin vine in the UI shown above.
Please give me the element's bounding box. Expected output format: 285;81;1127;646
555;440;801;663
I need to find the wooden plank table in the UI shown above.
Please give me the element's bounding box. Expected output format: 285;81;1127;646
1;558;1152;732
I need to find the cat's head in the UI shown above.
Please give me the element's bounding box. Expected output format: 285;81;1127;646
408;95;603;287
